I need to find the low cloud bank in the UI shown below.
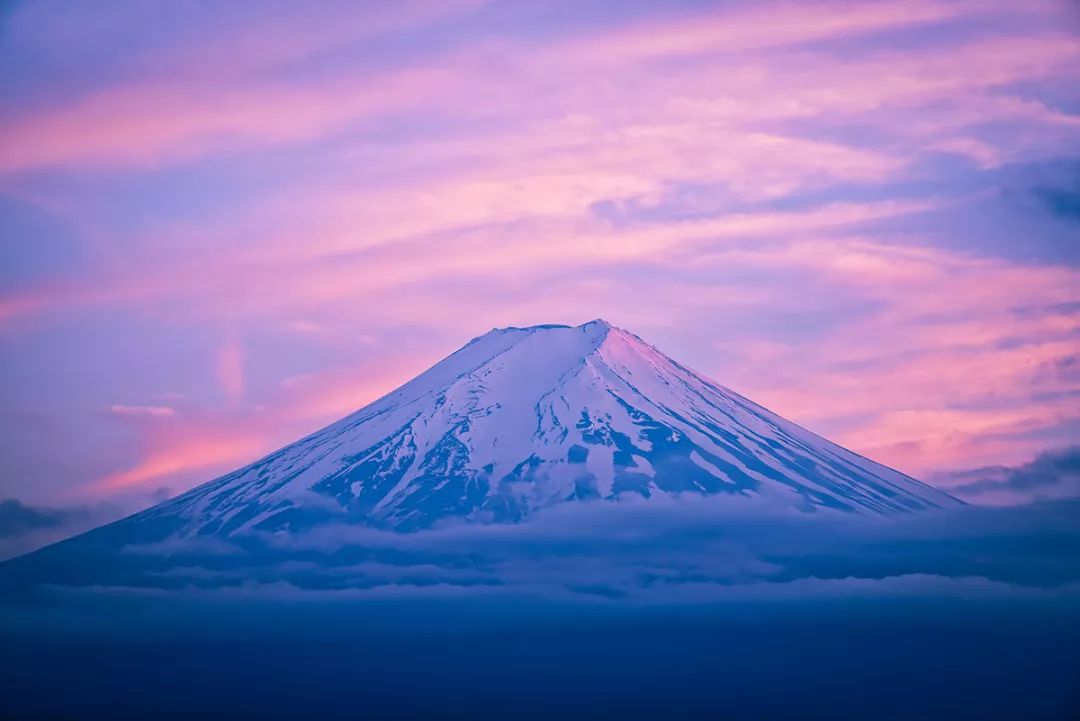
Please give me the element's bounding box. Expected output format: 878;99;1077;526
933;445;1080;505
0;499;127;561
10;492;1075;607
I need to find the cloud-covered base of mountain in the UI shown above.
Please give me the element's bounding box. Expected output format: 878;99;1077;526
6;492;1076;609
3;492;1078;721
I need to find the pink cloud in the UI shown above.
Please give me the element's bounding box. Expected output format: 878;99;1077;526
0;0;492;172
94;434;266;493
0;196;946;328
0;66;459;172
549;0;981;64
83;350;428;497
698;238;1080;475
3;0;1073;177
2;0;1077;506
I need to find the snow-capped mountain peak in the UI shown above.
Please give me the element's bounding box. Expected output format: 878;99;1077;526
131;320;958;536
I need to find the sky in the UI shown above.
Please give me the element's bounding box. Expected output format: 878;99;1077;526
0;0;1078;521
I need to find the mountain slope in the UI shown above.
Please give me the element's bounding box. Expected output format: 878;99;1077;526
126;319;958;537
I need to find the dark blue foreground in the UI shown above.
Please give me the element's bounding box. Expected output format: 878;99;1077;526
2;595;1078;720
2;499;1078;719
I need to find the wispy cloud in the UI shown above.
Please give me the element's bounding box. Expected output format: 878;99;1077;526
87;349;425;495
108;404;176;418
0;0;1077;504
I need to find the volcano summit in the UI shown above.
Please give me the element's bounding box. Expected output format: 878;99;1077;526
102;319;957;542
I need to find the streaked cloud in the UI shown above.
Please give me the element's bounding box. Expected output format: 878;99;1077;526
0;0;1077;504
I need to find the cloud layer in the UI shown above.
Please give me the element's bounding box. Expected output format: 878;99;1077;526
6;493;1077;606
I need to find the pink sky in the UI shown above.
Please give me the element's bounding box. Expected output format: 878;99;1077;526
0;0;1078;510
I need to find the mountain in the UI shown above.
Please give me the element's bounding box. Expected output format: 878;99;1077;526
117;319;957;539
0;321;1069;721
